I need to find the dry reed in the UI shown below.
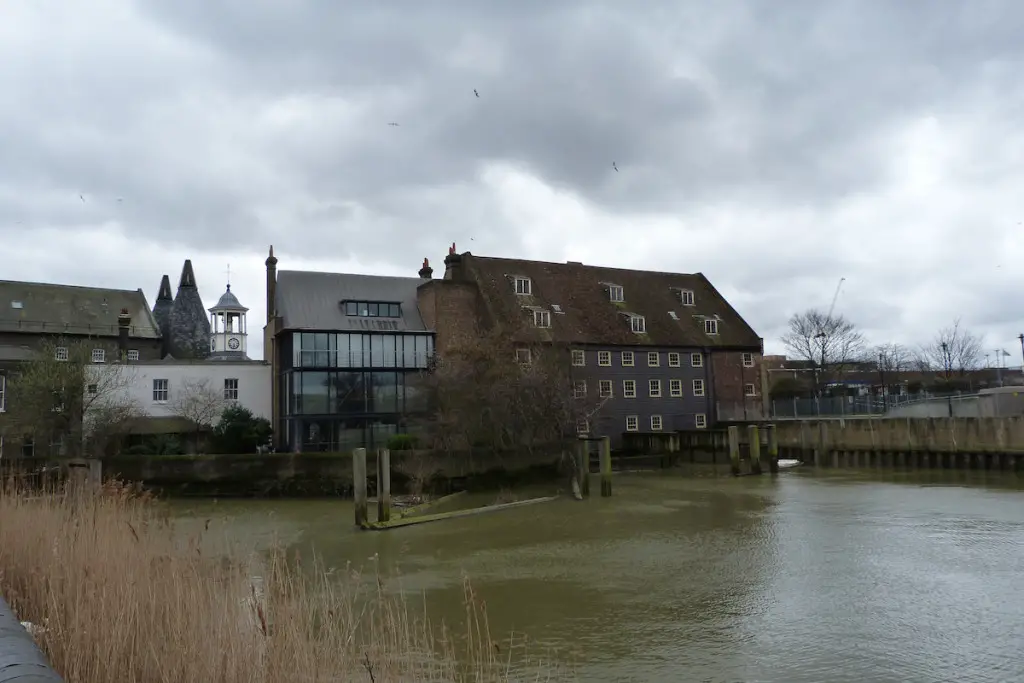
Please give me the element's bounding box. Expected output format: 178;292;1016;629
0;480;562;682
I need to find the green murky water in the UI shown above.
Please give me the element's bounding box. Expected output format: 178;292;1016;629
169;468;1024;682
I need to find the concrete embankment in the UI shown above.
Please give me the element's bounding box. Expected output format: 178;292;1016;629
772;417;1024;471
1;450;567;498
0;594;63;682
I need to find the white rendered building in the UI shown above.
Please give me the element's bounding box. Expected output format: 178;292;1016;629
88;283;271;433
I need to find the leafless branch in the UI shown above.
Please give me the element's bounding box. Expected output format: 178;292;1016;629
780;308;866;390
168;377;228;435
6;337;140;457
411;327;608;455
917;318;983;377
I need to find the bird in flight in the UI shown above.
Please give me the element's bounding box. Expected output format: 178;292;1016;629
474;89;479;98
79;194;86;202
387;122;399;127
612;162;619;172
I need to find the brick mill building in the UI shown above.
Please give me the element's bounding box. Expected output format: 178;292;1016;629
418;248;765;448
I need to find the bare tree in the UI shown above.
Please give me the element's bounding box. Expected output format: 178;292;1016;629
780;309;866;393
392;452;442;498
5;338;139;458
168;378;228;452
874;342;911;373
413;328;609;456
918;318;983;378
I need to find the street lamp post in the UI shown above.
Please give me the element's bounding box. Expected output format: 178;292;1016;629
878;352;886;413
814;332;827;399
941;341;953;418
1018;333;1024;374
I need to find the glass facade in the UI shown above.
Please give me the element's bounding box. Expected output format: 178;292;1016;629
283;332;435;452
291;332;433;369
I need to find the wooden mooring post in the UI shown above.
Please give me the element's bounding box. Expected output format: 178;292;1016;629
376;448;391;523
353;448;368;527
767;424;780;474
727;426;741;476
599;436;612;497
577;439;590;498
748;425;762;475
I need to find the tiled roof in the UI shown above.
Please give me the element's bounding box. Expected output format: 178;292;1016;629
454;253;761;348
276;270;430;332
0;280;160;339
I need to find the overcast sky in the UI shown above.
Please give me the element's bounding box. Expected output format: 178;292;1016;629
2;1;1023;364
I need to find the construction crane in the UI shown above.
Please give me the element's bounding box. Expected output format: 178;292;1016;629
813;277;845;397
826;277;845;322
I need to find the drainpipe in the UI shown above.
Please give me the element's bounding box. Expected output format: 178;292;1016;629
0;593;64;681
703;346;715;423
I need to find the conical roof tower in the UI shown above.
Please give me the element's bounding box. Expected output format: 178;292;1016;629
168;259;212;359
152;274;174;358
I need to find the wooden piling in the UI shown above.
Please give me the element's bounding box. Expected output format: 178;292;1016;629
748;425;762;475
599;436;612;497
766;424;779;474
377;448;391;523
577;440;590;498
727;425;741;476
353;448;368;527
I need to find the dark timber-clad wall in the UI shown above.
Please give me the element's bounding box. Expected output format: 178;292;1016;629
571;345;713;447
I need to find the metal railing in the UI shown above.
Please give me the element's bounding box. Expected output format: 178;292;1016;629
715;400;767;422
769;392;944;418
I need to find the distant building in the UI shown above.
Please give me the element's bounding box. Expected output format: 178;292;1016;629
418;248;764;448
263;247;435;453
93;272;270;453
0;279;162;457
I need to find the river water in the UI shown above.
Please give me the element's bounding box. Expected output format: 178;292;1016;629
169;468;1024;682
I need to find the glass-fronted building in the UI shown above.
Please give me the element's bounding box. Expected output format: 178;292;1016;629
269;270;436;452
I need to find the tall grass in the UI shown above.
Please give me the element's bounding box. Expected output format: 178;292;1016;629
0;480;561;682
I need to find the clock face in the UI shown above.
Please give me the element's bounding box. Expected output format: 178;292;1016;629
228;337;240;350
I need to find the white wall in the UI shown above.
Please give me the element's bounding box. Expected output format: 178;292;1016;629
88;361;272;421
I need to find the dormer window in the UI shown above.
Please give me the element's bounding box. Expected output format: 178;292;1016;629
630;315;646;334
533;309;551;328
680;290;695;306
704;318;719;335
608;285;624;303
514;277;532;295
345;301;402;318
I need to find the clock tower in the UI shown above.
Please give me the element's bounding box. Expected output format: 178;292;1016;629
208;282;250;361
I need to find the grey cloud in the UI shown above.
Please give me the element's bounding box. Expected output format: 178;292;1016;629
3;1;1024;351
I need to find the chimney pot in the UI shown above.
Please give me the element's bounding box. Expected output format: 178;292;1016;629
418;257;433;279
443;249;463;281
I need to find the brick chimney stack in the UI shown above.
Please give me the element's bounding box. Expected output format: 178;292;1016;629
443;243;463;281
418;257;433;279
265;245;278;325
117;307;131;360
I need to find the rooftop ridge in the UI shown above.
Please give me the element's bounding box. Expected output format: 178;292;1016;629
0;279;151;294
467;254;700;278
278;270;426;281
